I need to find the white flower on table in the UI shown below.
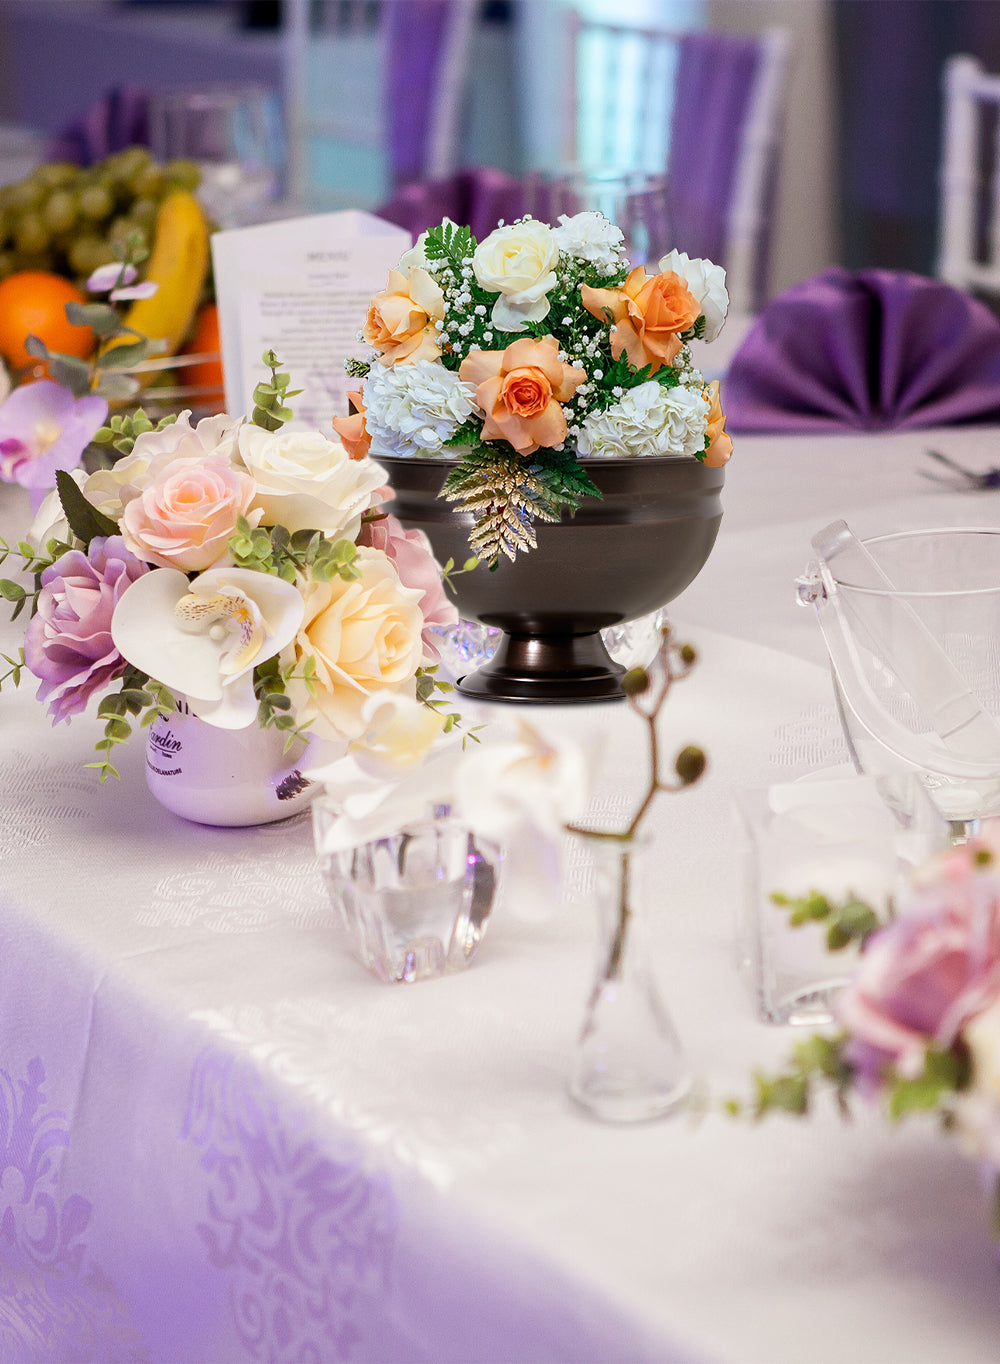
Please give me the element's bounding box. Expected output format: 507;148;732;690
363;359;478;458
658;249;730;342
111;565;305;728
576;380;708;459
473;219;560;332
236;424;387;538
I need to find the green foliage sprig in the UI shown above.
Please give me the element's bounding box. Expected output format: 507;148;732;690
87;667;177;782
92;407;178;457
228;517;360;585
27;234;160;404
251;349;302;431
415;665;483;744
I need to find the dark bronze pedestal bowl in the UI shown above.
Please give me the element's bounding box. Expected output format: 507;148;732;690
379;455;725;703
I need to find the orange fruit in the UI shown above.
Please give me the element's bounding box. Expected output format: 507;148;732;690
0;270;94;374
181;302;224;405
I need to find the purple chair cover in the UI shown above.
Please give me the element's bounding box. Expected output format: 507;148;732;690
724;266;1000;433
46;87;152;165
383;0;462;190
668;33;761;271
376;166;525;244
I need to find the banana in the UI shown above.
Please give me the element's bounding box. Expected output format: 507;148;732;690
112;189;210;368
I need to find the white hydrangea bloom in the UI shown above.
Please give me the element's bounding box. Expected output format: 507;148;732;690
576;380;708;459
551;211;628;272
364;359;478;458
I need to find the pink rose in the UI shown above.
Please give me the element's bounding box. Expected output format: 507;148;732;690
838;843;1000;1090
120;455;260;572
359;513;457;660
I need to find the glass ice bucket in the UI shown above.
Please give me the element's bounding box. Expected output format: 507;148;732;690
799;525;1000;833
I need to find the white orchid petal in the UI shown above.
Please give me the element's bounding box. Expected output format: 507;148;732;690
112;566;305;713
174;590;265;677
185;676;259;729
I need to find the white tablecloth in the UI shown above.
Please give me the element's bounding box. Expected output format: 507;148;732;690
2;429;1000;1363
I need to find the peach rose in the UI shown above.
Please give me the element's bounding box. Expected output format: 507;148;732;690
581;266;700;374
459;336;586;455
704;380;733;468
120;455;260;573
283;547;425;740
363;267;444;366
330;390;371;460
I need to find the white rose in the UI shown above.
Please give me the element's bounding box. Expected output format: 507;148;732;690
84;411;241;520
576;381;708;459
237;425;386;537
473;219;560;332
551;211;627;272
658;250;730;342
27;470;85;550
363;359;478;458
397;217;458;272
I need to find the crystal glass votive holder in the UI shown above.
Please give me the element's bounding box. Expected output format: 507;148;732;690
735;776;910;1026
314;804;503;984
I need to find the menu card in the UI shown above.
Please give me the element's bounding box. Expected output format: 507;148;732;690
211;210;411;428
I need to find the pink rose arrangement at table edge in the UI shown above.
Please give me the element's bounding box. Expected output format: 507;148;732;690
331;215;734;566
733;825;1000;1234
0;343;469;781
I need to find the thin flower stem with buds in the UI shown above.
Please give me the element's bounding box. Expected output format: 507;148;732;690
563;623;706;979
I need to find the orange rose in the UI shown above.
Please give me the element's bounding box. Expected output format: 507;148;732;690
581;266;700;374
459;336;587;455
704;380;733;467
363;267;444;366
331;390;371;461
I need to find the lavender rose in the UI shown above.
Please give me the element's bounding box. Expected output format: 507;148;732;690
837;843;1000;1091
24;536;149;722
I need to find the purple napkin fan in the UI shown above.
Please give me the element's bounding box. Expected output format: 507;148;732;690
725;266;1000;432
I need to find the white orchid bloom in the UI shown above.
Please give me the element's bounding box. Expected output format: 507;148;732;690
111;566;305;729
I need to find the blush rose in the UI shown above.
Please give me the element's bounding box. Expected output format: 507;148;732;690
120;454;260;573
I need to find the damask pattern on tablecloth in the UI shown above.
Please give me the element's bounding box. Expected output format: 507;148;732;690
769;700;851;776
140;815;333;933
0;752;102;850
182;1046;398;1362
191;999;538;1188
0;1058;149;1362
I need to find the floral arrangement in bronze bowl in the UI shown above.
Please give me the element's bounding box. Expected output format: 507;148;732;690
333;214;732;702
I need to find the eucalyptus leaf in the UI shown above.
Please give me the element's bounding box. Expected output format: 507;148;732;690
23;334;48;359
64;301;118;338
47;354;92;396
94;372;141;401
95;338;153;369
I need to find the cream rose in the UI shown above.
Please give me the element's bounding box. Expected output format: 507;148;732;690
236;424;386;537
473;220;560;332
119;455;260;573
283;547;425;741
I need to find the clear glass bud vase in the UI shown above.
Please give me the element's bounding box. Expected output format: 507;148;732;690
569;835;691;1122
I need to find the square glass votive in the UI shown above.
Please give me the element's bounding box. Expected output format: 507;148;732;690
313;801;502;984
735;775;905;1026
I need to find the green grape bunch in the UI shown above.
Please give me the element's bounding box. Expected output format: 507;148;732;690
0;146;202;288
